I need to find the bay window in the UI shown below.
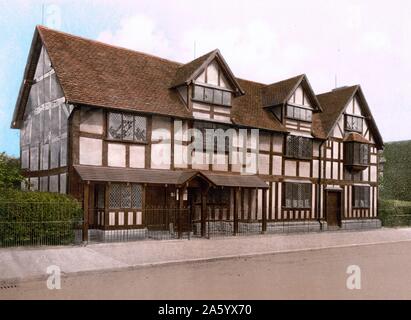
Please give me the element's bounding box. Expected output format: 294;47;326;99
344;142;369;168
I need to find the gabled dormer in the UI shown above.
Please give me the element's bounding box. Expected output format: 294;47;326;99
316;85;384;172
261;74;322;135
171;49;244;123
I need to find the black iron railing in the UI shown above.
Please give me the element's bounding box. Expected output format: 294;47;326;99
0;202;83;248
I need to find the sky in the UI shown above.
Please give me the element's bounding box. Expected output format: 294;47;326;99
0;0;410;156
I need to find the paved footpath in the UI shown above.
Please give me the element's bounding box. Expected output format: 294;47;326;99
1;227;411;282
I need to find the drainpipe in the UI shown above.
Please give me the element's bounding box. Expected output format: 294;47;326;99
317;140;326;230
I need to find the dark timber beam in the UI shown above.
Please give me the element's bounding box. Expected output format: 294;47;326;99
262;188;267;233
83;181;90;242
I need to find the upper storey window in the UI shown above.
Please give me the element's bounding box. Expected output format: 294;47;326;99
286;105;312;122
193;85;231;106
344;142;369;168
345;114;363;133
108;112;147;142
285;135;313;159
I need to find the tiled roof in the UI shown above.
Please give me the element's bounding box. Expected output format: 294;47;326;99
315;86;358;138
12;26;382;146
261;75;304;107
315;86;383;148
14;26;286;133
171;50;217;88
74;165;268;188
344;132;372;144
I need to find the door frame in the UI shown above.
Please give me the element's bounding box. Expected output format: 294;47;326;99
325;189;343;227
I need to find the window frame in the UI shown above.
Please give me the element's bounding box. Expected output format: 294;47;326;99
344;142;370;167
286;104;313;122
193;121;232;154
192;84;232;107
285;135;313;160
107;112;147;143
352;186;370;209
108;183;143;209
344;114;364;133
283;182;312;209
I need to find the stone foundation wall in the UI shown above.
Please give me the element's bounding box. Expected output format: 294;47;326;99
341;219;381;230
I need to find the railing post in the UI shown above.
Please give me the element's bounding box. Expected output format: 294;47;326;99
262;188;267;233
83;182;90;243
178;187;185;239
201;190;207;237
233;187;239;235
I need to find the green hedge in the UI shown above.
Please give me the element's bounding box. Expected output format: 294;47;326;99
380;140;411;201
0;188;83;247
379;199;411;227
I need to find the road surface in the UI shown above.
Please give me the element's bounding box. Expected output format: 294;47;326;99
1;241;411;299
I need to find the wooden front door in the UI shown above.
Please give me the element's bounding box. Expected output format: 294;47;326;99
326;191;341;227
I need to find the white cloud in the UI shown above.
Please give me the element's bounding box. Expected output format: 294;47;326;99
97;14;172;59
39;1;411;142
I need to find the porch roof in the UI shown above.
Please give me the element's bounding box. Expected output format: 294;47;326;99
200;172;269;189
73;165;268;188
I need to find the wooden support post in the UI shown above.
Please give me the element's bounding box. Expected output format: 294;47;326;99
233;187;239;235
201;189;207;237
178;187;185;239
262;188;267;233
83;182;90;242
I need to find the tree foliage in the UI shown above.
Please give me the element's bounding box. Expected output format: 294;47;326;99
380;140;411;201
0;152;25;189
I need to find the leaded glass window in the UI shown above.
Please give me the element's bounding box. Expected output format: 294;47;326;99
353;186;370;208
284;183;312;209
131;184;143;209
285;135;312;159
286;105;312;122
192;85;232;106
345;114;363;133
108;112;147;142
109;183;143;209
344;142;369;166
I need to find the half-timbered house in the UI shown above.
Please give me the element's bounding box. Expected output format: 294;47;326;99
11;26;383;240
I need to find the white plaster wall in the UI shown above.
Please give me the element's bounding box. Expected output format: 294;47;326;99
174;144;188;168
192;151;209;170
370;166;377;182
108;143;126;167
129;145;145;168
333;141;339;159
332;162;339;179
284;160;297;176
259;132;270;151
272;134;283;153
213;153;228;171
79;137;102;166
258;154;270;175
151;116;171;169
299;161;310;178
80;108;104;134
325;161;331;179
207;61;219;86
272;155;282;175
193;112;210;120
312;159;319;178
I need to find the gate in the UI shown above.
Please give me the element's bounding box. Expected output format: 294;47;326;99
145;207;191;240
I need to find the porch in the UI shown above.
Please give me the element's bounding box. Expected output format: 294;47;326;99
74;166;270;242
